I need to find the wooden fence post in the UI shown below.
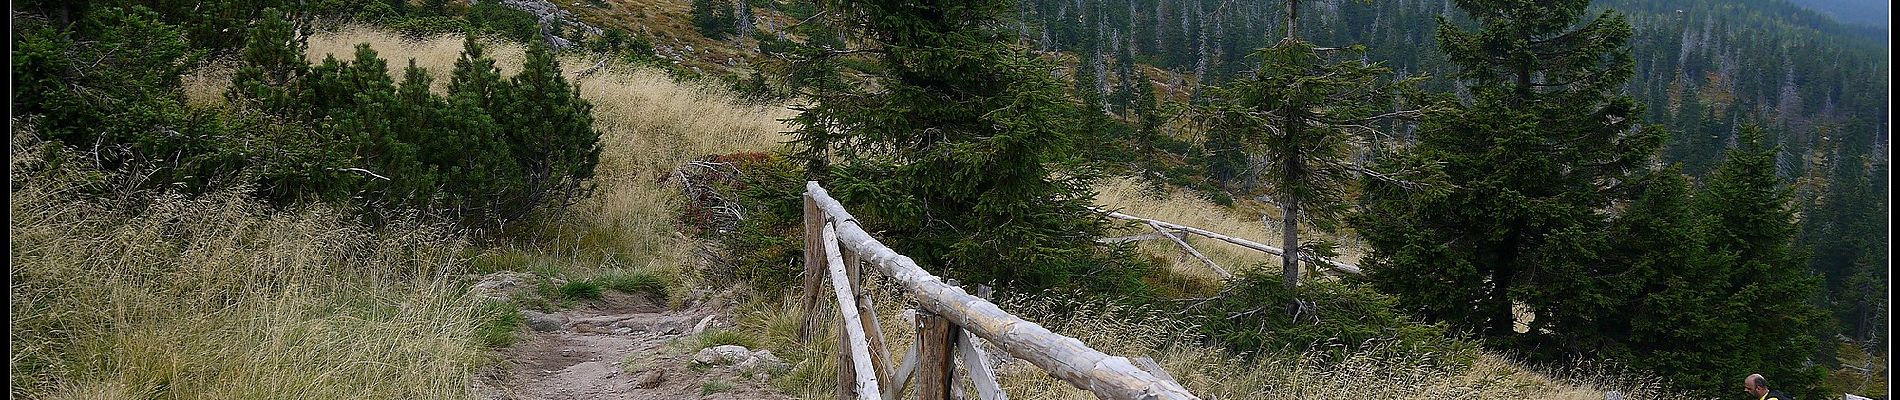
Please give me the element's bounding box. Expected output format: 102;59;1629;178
824;223;882;400
917;310;958;400
846;248;895;391
799;193;826;343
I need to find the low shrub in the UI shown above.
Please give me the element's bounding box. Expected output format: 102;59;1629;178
1192;271;1476;367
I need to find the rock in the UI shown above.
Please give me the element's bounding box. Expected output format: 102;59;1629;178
690;315;717;334
470;272;537;301
569;315;627;332
521;310;566;332
615;314;693;334
693;345;751;365
633;370;666;389
692;348;721;365
752;350;783;366
739;350;786;373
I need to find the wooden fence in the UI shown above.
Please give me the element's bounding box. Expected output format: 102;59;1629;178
797;181;1202;400
1094;209;1363;277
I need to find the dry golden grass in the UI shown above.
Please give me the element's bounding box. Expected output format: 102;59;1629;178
9;131;484;399
17;25;796;398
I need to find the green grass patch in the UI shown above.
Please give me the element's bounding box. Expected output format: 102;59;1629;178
700;379;736;395
698;328;758;349
557;280;604;300
595;270;668;297
475;301;525;348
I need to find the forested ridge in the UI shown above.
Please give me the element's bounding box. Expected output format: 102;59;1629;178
990;0;1890;397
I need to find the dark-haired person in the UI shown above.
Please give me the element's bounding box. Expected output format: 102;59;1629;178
1744;373;1791;400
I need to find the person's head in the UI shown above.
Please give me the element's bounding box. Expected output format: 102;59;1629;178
1743;374;1769;396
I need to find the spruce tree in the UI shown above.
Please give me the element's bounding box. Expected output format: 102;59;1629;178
787;0;1140;291
1358;0;1666;339
1202;35;1426;290
1690;126;1830;398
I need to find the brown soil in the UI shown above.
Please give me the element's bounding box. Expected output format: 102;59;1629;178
474;291;794;400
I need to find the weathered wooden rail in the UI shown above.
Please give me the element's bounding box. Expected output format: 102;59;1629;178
1094;208;1363;276
797;181;1201;400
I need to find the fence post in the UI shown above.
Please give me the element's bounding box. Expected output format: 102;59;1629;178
917;310;959;400
837;287;857;400
846;248;895;390
799;192;826;343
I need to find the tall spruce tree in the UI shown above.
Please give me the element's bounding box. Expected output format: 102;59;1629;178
1208;0;1428;290
1357;0;1666;340
787;0;1141;291
1687;126;1830;398
1202;36;1427;290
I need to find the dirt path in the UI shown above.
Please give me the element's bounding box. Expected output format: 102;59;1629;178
473;291;795;400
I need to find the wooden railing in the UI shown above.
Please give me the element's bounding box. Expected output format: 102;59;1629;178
797;181;1202;400
1095;209;1363;277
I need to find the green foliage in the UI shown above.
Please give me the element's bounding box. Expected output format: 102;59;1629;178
702;153;809;297
1192;273;1475;366
476;301;526;348
558;280;605;300
1345;1;1838;397
1359;0;1665;338
1673;126;1831;398
222;34;602;229
698;329;759;349
467;2;541;44
700;379;737;395
692;0;738;40
229;8;307;113
787;0;1150;295
383;15;472;37
1801;146;1888;344
495;41;605;223
1201;38;1431;287
11;6;249;195
594;271;669;297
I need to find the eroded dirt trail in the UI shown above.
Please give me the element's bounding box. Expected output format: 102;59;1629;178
474;291;794;400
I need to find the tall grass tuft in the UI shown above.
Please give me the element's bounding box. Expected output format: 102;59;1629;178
9;131;485;398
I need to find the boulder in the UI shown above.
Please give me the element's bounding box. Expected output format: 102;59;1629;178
693;345;751;365
739;350;787;373
520;310;566;332
470;272;537;301
633;370;666;389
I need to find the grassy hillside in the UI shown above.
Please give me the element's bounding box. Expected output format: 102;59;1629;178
12;25;793;398
16;22;1691;399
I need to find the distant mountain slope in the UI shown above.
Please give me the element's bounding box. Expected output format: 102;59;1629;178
1787;0;1890;30
1005;0;1889;178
